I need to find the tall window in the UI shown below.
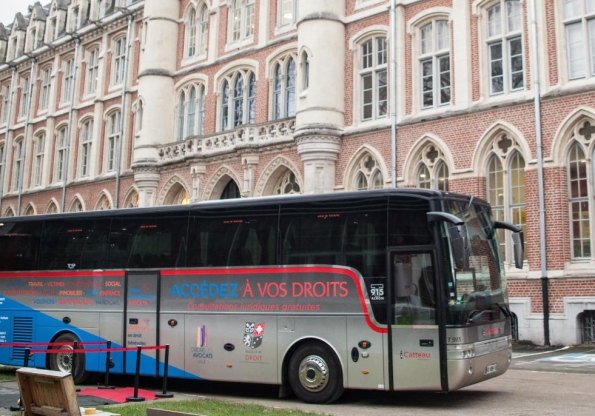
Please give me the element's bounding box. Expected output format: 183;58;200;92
0;146;4;185
486;0;524;95
221;71;256;130
86;48;99;94
12;140;24;191
55;127;68;182
564;0;595;79
231;0;255;42
187;86;196;136
112;37;127;85
182;4;208;58
360;36;388;121
420;20;451;108
278;0;296;27
198;85;205;135
20;77;29;117
62;58;75;103
33;134;44;186
272;57;296;119
81;120;93;177
486;147;526;262
40;67;52;111
107;111;120;171
2;84;10;123
177;91;185;141
568;142;590;258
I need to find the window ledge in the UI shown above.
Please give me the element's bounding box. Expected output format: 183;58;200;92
181;53;207;67
224;37;254;53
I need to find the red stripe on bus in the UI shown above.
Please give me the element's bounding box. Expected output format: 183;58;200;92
0;271;125;278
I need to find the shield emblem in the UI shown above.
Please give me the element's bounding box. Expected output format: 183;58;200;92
243;322;265;349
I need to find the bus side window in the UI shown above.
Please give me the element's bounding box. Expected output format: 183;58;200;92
0;221;42;271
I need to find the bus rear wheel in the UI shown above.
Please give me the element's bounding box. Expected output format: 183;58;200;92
288;342;344;404
49;333;88;384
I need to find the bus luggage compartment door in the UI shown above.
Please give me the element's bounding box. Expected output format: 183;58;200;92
125;271;159;375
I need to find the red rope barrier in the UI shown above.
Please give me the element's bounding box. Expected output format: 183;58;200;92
28;345;168;354
0;341;109;347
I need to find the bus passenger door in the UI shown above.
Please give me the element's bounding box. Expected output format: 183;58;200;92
125;271;159;376
389;251;441;390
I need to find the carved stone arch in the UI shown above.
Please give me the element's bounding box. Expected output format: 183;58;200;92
265;43;298;79
23;203;36;216
407;7;451;34
349;25;389;50
159;175;191;206
254;156;304;197
45;198;60;214
94;190;113;211
123;186;140;208
4;206;15;217
213;59;259;94
204;166;242;200
68;194;85;212
343;145;388;190
471;122;531;177
551;107;595;166
402;134;454;186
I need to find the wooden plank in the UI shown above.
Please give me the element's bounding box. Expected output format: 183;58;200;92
16;368;81;416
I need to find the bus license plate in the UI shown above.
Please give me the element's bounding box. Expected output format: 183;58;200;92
484;364;498;375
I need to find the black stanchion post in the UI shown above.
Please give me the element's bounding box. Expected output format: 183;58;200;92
72;341;78;381
126;346;145;402
23;348;30;368
155;345;173;398
99;341;115;389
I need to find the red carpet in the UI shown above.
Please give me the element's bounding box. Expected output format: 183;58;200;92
78;387;157;403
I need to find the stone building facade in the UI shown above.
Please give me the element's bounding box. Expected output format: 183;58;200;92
1;0;595;346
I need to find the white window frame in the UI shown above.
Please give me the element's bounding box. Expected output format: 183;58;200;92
106;111;121;172
12;139;24;191
62;58;75;103
563;0;595;80
40;67;52;111
33;134;45;186
19;76;29;118
219;71;256;131
272;55;297;120
112;37;127;86
86;48;99;95
419;19;451;109
56;127;68;183
485;0;524;95
359;35;388;122
568;142;591;259
229;0;255;45
80;120;93;178
1;84;9;124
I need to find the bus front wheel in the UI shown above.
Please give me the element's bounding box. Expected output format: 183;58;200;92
49;333;88;384
288;342;344;404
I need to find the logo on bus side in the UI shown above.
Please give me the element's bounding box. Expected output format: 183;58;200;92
244;322;265;349
190;325;214;362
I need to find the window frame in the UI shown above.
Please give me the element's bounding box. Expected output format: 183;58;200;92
219;70;256;131
33;133;45;187
40;66;52;111
86;47;99;95
229;0;255;45
55;127;68;183
80;119;94;178
359;35;388;122
112;36;127;86
106;111;121;172
418;19;451;109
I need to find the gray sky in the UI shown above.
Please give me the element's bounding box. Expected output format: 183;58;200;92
0;0;36;26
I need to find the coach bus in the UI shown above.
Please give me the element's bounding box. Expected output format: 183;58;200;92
0;189;523;403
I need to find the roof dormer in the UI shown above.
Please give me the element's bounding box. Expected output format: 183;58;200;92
25;2;48;53
45;0;71;44
7;13;27;61
0;24;8;64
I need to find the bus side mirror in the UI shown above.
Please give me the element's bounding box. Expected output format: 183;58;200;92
427;212;469;270
512;231;524;269
494;221;524;269
449;224;470;270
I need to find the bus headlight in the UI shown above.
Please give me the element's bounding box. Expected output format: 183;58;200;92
447;343;476;360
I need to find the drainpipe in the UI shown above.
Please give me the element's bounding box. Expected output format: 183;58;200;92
17;58;37;215
115;14;133;209
389;0;397;188
529;0;549;346
0;66;17;213
61;37;81;213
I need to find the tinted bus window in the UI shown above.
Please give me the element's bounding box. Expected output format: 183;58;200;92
39;219;110;270
388;197;433;246
108;213;189;269
0;221;42;271
188;205;279;267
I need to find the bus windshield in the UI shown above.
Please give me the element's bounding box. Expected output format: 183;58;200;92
443;199;509;326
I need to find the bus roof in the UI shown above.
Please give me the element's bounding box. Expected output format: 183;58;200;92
0;188;485;223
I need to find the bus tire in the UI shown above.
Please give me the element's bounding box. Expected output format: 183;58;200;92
288;342;344;404
49;333;89;384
